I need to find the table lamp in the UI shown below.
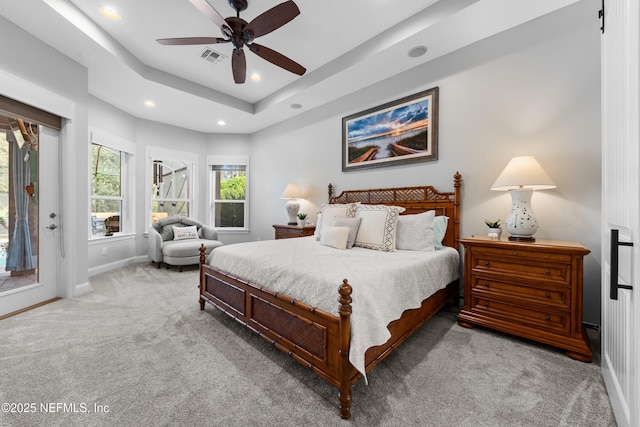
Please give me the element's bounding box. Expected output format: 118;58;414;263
281;183;303;225
491;156;556;241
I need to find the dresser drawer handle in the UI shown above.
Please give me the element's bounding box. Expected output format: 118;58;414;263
484;302;489;307
545;315;551;321
484;261;490;267
545;292;551;298
484;281;490;287
513;251;518;255
545;269;551;275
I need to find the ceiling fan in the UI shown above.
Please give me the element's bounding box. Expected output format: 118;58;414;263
157;0;306;84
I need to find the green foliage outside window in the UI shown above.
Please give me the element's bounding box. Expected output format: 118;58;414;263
91;145;121;196
91;144;121;214
216;171;245;227
219;174;245;200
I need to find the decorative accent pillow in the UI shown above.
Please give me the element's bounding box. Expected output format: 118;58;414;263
318;203;358;241
395;210;436;251
172;225;199;241
161;224;177;241
331;217;362;249
314;213;322;241
320;226;351;250
434;216;449;250
354;205;405;252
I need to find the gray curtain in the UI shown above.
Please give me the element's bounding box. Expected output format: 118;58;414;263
6;142;34;271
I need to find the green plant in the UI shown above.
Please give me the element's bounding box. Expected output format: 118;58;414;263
297;213;307;220
484;219;501;228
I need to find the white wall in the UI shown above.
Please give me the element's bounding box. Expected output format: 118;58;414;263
81;1;602;323
249;3;602;323
0;16;90;297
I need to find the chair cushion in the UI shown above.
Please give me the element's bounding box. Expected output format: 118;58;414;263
162;239;222;258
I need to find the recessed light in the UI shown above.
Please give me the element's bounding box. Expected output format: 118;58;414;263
250;73;261;82
144;100;155;107
99;6;122;20
408;46;427;58
217;120;226;126
290;103;302;109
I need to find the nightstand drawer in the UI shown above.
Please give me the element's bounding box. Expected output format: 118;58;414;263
471;246;573;263
471;277;570;310
472;255;571;284
470;297;569;333
273;224;316;239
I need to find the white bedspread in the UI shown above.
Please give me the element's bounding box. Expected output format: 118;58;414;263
206;237;460;378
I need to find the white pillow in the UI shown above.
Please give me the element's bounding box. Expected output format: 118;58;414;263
331;216;362;249
172;225;198;241
318;203;358;241
354;205;405;252
396;210;436;251
320;226;351;250
314;213;323;241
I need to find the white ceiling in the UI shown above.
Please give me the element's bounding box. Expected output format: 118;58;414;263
0;0;579;134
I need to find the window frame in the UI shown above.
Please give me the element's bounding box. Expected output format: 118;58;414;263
146;146;198;231
208;155;249;232
89;129;134;239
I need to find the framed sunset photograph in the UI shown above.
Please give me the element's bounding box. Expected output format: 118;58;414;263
342;87;439;171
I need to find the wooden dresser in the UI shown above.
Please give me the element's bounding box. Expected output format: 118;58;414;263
457;236;592;362
273;224;316;239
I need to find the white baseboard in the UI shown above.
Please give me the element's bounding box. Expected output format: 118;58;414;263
74;281;92;297
88;255;150;277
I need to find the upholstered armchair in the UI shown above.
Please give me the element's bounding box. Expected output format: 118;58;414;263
148;216;223;271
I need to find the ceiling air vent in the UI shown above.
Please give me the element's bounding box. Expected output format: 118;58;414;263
200;48;227;63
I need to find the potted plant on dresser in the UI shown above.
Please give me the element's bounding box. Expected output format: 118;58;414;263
484;219;502;238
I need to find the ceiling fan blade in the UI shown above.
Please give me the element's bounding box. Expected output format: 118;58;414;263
232;48;247;84
188;0;231;35
243;1;300;39
248;43;306;76
156;37;228;45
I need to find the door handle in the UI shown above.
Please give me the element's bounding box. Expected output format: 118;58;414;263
46;224;58;230
610;229;633;300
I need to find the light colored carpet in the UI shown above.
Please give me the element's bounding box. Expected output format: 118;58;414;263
0;262;616;426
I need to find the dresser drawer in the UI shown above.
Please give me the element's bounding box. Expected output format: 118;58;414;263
471;246;573;263
471;254;571;284
470;297;569;333
471;277;570;310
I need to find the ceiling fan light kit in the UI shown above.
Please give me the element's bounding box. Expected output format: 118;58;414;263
158;0;306;84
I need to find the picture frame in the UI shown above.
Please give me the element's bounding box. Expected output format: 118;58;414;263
342;87;439;171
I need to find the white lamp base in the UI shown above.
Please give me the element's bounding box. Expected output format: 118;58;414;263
505;188;538;241
285;199;300;225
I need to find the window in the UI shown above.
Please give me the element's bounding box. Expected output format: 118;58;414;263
89;129;134;238
209;156;248;230
90;143;123;236
151;159;192;223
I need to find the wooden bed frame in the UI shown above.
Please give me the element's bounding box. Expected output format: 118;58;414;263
198;172;462;419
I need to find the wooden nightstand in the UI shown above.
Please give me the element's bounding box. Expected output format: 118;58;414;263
273;224;316;239
457;236;592;362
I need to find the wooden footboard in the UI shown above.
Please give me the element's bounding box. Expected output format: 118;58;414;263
198;246;457;419
197;173;462;419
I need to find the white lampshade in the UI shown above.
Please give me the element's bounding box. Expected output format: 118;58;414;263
491;156;556;191
491;156;556;241
281;183;303;199
281;183;303;225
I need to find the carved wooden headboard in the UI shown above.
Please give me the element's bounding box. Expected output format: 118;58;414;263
328;172;461;250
